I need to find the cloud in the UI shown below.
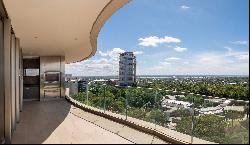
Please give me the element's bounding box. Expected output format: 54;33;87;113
66;48;126;76
230;40;249;45
159;57;182;65
197;53;227;66
134;51;144;55
148;66;165;71
165;57;181;61
66;45;249;76
192;52;249;75
99;48;143;59
224;46;233;51
144;46;249;75
138;36;181;47
160;61;172;66
85;59;111;69
235;54;249;60
224;47;249;61
174;46;188;53
66;58;117;76
66;48;144;76
180;5;190;10
99;48;125;58
147;53;248;75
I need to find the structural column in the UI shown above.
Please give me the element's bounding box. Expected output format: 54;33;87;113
11;33;16;132
3;18;12;144
0;17;5;144
19;48;23;112
15;38;20;123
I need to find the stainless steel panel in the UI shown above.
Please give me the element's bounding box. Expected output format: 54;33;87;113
4;19;12;144
40;57;61;72
43;71;60;99
43;88;61;99
10;34;16;131
40;56;65;100
0;19;5;143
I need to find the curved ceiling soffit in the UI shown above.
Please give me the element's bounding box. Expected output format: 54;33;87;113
70;0;130;64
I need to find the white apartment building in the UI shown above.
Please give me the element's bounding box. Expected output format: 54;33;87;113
119;52;136;86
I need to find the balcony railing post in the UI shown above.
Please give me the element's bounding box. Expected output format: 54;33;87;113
155;89;157;127
126;86;131;120
126;93;128;120
103;84;106;113
191;97;195;144
86;83;89;106
104;88;106;113
96;87;100;109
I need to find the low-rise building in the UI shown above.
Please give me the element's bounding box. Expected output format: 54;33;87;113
162;99;192;109
199;107;224;115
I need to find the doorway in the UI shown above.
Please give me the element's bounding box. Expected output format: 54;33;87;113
23;57;40;101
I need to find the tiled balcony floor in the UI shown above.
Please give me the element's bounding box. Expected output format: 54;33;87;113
11;99;167;144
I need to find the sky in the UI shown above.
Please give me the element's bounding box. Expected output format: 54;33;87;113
66;0;249;76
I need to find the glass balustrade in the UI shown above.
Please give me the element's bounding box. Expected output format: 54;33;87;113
66;80;249;144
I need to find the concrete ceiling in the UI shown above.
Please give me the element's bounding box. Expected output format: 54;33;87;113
3;0;129;63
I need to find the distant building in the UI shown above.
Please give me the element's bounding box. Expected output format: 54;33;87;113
199;107;224;115
162;99;192;109
106;79;118;86
119;52;136;86
69;79;78;95
69;79;88;95
78;79;88;93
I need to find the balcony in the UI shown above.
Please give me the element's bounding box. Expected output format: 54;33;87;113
11;99;168;144
10;81;249;144
1;1;248;144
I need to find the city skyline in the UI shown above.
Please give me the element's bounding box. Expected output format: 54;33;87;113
66;0;249;76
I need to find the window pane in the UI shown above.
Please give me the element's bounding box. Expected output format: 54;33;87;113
25;69;39;76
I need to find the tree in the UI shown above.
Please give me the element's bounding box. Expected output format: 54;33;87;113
170;108;191;117
145;109;169;127
72;92;87;103
224;119;249;144
176;114;226;143
111;98;125;113
244;105;249;118
127;107;147;119
224;110;244;127
176;116;193;135
181;95;204;108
